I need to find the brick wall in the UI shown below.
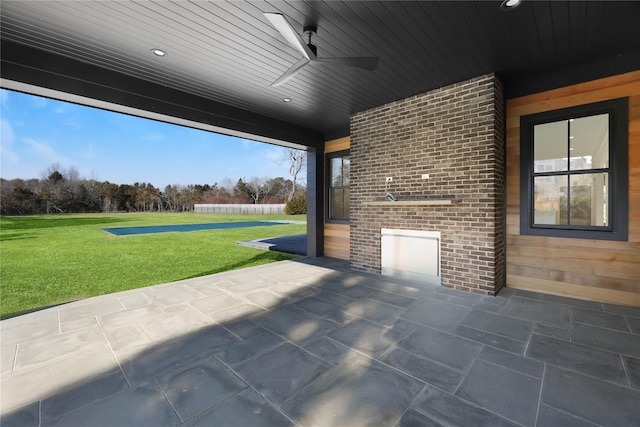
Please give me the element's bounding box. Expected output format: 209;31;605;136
350;73;505;294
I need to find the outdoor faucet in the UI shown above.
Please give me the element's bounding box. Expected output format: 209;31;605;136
385;178;397;201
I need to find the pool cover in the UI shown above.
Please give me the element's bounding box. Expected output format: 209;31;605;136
104;221;287;236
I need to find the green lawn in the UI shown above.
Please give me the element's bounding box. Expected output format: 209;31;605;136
0;213;306;319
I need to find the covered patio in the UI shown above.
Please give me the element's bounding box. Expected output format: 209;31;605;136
1;2;640;425
2;259;639;426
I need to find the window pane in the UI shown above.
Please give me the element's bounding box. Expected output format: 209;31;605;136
330;158;343;186
331;188;346;220
570;173;608;226
569;114;609;170
534;175;568;225
342;157;351;185
534;120;568;172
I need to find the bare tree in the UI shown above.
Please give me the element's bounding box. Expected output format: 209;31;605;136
244;177;272;204
279;148;306;202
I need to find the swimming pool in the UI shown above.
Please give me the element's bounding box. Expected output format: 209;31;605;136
103;221;289;236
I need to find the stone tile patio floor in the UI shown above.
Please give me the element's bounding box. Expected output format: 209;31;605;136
1;257;639;426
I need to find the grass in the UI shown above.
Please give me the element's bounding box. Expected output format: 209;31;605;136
0;213;306;319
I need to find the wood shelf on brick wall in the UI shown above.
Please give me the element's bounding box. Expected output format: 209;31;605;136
366;200;456;206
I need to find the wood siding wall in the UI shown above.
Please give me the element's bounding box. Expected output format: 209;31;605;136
324;137;350;260
506;71;640;307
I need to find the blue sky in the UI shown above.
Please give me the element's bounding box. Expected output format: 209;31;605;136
0;89;298;188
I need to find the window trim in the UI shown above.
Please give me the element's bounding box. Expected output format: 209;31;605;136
519;97;628;241
326;150;350;224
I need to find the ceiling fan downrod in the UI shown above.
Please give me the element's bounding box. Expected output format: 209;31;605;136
303;25;318;57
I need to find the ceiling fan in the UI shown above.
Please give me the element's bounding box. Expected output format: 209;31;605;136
264;12;379;87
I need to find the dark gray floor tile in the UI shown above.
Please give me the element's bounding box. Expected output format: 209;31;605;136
431;292;480;307
293;296;342;317
381;347;464;392
281;354;424;427
572;322;640;357
603;303;640;318
371;279;436;298
454;325;528;354
186;388;293;427
118;325;239;385
437;286;483;300
312;289;354;306
502;298;570;328
401;299;472;331
155;356;247;421
41;371;129;419
341;298;405;326
42;381;181;427
542;365;640;426
233;343;329;406
533;323;570;340
303;337;352;366
398;326;482;371
367;290;417;308
1;402;39;427
411;385;518;427
496;287;516;299
477;347;544;378
623;355;640;389
461;310;533;341
339;284;379;299
221;319;266;340
316;277;374;296
253;305;340;346
215;331;284;367
328;318;405;357
513;290;603;311
628;315;640;333
392;318;419;334
472;297;509;314
394;409;445;427
571;307;630;332
536;404;599;427
455;360;541;427
527;333;628;384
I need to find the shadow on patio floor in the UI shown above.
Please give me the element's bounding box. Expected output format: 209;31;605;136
1;257;639;426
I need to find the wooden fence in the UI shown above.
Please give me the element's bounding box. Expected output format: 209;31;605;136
194;204;285;214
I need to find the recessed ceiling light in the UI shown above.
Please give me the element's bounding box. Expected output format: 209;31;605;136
282;98;291;103
151;48;167;57
500;0;522;11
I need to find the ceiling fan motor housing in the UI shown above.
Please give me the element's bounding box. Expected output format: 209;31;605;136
303;25;318;56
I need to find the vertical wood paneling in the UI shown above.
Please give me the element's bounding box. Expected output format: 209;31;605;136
324;137;350;260
506;70;640;307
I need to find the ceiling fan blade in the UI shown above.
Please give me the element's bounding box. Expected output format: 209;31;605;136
313;56;379;70
271;58;310;87
264;12;316;60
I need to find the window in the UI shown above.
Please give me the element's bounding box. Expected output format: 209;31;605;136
327;151;350;221
520;98;628;241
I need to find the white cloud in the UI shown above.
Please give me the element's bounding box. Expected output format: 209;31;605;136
23;137;69;164
265;147;283;165
0;119;19;164
0;90;9;108
31;97;49;109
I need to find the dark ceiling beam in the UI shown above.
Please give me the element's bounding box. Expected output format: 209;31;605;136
0;40;324;148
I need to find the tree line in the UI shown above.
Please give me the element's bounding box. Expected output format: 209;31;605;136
0;164;306;215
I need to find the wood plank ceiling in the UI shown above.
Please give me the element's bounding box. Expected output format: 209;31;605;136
1;1;640;141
